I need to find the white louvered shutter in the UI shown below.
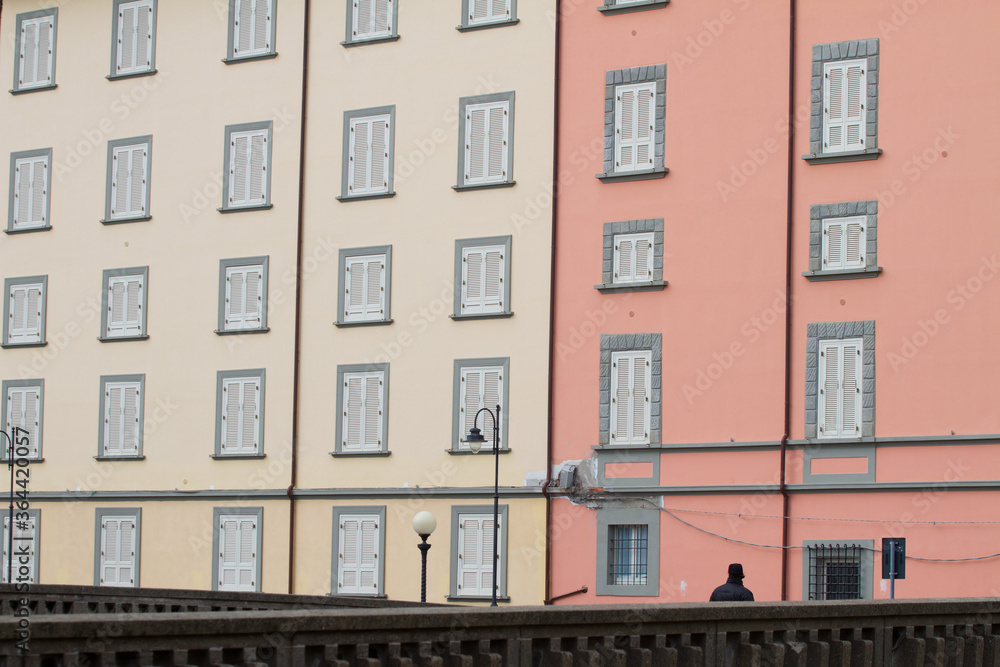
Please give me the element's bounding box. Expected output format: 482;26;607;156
233;0;272;57
464;101;508;185
229;130;268;208
106;275;144;337
461;246;504;314
110;143;148;220
348;115;390;197
823;218;865;270
218;515;257;591
818;339;863;438
5;386;40;459
457;514;499;597
353;0;392;40
18;15;55;89
824;60;865;153
615;83;655;172
221;377;260;454
338;515;379;595
469;0;510;24
225;265;263;330
12;155;48;230
342;371;382;453
100;516;137;587
2;516;37;584
344;255;385;322
611;351;651;445
7;283;43;344
116;0;153;75
460;366;502;450
103;381;140;457
614;233;654;283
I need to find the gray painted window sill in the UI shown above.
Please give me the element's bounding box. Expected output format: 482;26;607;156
802;149;882;165
596;168;668;183
215;328;270;336
446;596;510;603
448;449;511;455
218;204;273;214
94;456;145;461
330;451;391;458
595;281;667;293
10;84;57;95
336;192;395;203
597;587;658;597
805;436;875;445
107;69;157;81
456;19;520;32
591;444;659;451
1;341;46;349
334;319;393;328
450;312;513;321
5;225;52;235
597;1;669;15
453;181;516;192
101;215;152;225
211;454;265;460
802;268;882;281
222;53;278;64
98;335;149;343
341;35;400;48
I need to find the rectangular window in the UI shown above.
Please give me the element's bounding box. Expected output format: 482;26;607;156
461;98;511;187
596;508;659;596
610;350;651;445
111;0;155;78
222;122;272;211
12;9;57;93
822;216;865;271
615;82;655;173
2;510;39;584
99;374;144;458
460;0;516;29
339;107;395;200
104;136;152;223
806;40;880;163
95;508;141;587
8;149;51;232
613;232;654;284
344;0;397;45
600;66;666;182
804;542;872;600
818;338;863;439
336;246;391;326
218;257;268;333
101;267;148;340
453;358;509;453
334;363;388;455
215;369;265;457
332;508;385;596
3;276;47;347
226;0;275;61
449;505;508;600
608;524;648;585
2;380;42;461
213;508;261;592
823;59;866;154
453;236;512;318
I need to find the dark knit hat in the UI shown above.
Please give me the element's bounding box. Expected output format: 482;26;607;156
728;563;745;579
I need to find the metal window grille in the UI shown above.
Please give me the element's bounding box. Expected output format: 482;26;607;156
807;543;863;600
608;524;648;586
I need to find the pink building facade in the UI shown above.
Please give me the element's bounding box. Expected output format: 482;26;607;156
548;0;1000;603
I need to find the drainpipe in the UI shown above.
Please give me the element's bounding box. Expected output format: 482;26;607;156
779;0;797;602
288;0;312;595
542;0;563;606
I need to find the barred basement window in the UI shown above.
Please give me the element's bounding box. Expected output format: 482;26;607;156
807;542;863;600
608;524;648;586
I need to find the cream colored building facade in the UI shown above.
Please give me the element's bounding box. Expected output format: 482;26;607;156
0;0;553;604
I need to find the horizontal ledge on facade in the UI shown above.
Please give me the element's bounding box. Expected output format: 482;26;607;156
335;192;396;203
1;458;43;464
98;335;150;343
787;433;1000;448
787;480;1000;493
215;328;270;335
101;215;152;225
334;319;394;328
10;84;57;95
211;454;266;460
330;451;391;458
328;593;389;599
447;448;512;455
452;181;516;192
19;486;547;502
802;148;883;165
802;267;882;281
341;35;400;48
5;225;52;235
222;53;278;64
94;456;145;461
595;281;667;294
106;69;158;81
596;168;668;183
218;205;273;214
1;341;47;349
445;596;510;603
456;19;520;32
597;0;669;15
449;312;514;321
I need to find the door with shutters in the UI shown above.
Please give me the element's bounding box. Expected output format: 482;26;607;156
17;14;55;90
220;376;261;455
106;274;144;337
459;366;502;450
5;384;41;459
818;339;863;438
343;254;385;322
464;101;509;185
2;515;37;584
823;60;866;153
613;233;654;284
99;515;138;587
341;371;383;453
7;282;44;344
457;513;501;598
461;245;504;314
225;265;264;330
115;0;154;75
110;142;149;220
12;155;48;230
610;351;651;445
233;0;272;58
614;82;655;173
337;514;380;595
217;513;258;591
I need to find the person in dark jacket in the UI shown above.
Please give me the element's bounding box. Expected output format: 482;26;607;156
709;563;755;601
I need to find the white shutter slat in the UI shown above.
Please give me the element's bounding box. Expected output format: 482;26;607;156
842;343;860;435
363;374;381;449
123;386;139;454
613;357;629;442
631;355;648;442
464;249;483;311
846;222;864;266
232;136;248;205
487;106;505;179
249;135;265;203
22;23;38;85
345;375;363;450
120;6;136;71
371;119;387;191
253;0;270;51
136;4;151;68
468;109;486;181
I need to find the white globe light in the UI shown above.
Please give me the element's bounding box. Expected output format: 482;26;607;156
412;511;437;536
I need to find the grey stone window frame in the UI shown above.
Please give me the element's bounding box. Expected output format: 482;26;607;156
342;0;399;48
333;362;390;457
94;507;142;587
597;65;667;183
451;357;510;454
805;321;875;441
10;8;58;95
96;373;146;460
451;235;513;320
7;148;53;234
804;39;881;165
597;0;669;15
108;0;158;80
2;508;40;584
224;0;277;63
330;505;386;597
801;539;874;601
216;256;270;335
447;504;510;602
803;201;881;281
454;91;516;191
1;379;44;461
596;507;660;596
596;219;666;293
2;275;47;348
599;333;661;447
214;368;266;458
457;0;518;31
336;106;396;202
335;246;392;327
102;135;153;224
220;121;273;213
212;506;263;592
99;266;150;342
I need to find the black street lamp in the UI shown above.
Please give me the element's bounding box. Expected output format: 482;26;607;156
466;404;500;607
411;511;437;603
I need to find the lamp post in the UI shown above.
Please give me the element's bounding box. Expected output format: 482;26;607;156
4;427;15;585
465;405;500;607
412;511;436;603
